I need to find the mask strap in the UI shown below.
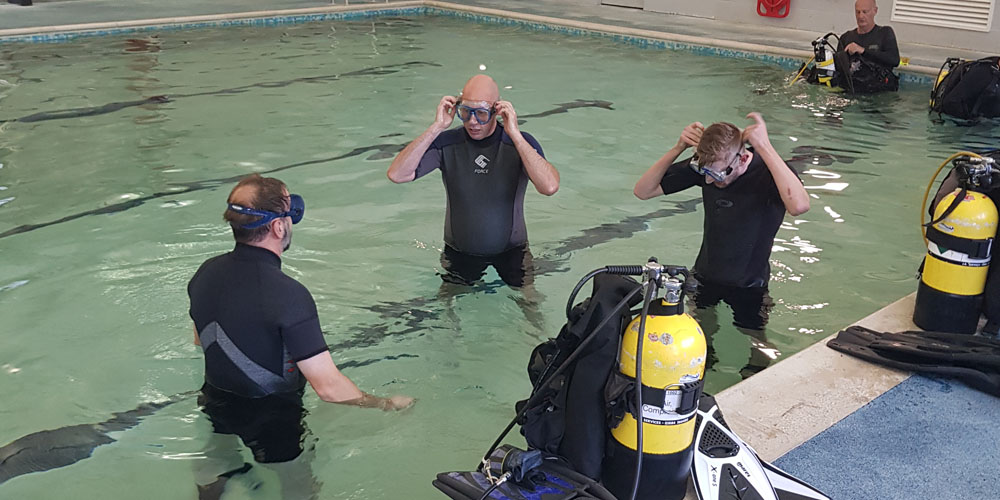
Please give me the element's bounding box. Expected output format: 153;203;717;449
227;204;279;229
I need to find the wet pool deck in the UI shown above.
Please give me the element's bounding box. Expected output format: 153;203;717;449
3;1;997;498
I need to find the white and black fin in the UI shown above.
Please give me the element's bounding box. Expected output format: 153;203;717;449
692;399;778;500
691;395;830;500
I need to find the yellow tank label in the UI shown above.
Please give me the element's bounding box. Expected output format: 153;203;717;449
611;413;697;454
923;252;989;295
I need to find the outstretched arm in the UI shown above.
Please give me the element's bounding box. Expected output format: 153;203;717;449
496;100;559;196
742;113;810;216
297;351;414;411
387;95;456;183
634;122;703;200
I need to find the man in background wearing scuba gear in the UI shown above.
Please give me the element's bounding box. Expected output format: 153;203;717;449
188;174;413;499
633;113;810;378
836;0;900;91
387;75;559;312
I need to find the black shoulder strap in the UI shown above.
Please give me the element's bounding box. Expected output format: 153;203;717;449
924;187;967;228
925;225;993;259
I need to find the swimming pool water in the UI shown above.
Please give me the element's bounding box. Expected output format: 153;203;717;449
1;13;997;499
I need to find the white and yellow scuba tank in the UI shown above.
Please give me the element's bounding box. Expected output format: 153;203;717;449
915;153;1000;334
789;33;840;88
602;261;706;500
811;33;839;87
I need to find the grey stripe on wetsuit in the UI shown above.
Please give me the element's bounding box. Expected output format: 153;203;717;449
199;321;299;396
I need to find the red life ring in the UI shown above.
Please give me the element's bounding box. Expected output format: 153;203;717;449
757;0;790;18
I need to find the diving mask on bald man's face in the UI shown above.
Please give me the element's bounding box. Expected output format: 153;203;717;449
456;100;496;125
227;194;306;229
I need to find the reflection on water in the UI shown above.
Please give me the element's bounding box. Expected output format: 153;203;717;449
0;15;997;499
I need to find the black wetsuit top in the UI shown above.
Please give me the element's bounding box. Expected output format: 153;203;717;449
188;244;329;402
659;151;797;288
414;124;544;256
837;25;900;68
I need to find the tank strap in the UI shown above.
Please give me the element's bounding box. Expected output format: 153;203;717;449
926;225;994;259
643;380;703;415
611;375;703;416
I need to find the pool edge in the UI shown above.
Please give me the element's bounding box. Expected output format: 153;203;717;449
0;0;937;83
714;293;916;463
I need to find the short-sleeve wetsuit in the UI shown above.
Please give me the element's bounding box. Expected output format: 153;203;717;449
414;124;544;286
188;243;329;462
658;150;799;330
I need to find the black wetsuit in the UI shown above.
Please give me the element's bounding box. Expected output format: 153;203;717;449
837;25;900;69
188;243;329;462
835;25;900;92
659;151;798;378
415;124;543;286
658;151;798;329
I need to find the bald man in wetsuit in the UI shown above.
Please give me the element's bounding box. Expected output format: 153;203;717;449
387;75;559;293
836;0;900;90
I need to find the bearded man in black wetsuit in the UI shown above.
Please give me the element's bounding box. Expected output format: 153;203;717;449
188;174;413;499
836;0;900;91
387;75;559;295
634;113;810;379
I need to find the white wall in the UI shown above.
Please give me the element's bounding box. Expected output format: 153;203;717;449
640;0;998;53
645;0;850;32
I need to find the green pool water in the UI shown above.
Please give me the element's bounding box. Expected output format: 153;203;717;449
0;14;996;500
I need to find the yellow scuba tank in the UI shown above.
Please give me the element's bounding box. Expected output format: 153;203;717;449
915;154;999;334
602;263;706;500
812;33;838;87
930;68;950;106
930;57;960;109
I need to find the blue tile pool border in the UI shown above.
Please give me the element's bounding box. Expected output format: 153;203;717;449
0;5;934;85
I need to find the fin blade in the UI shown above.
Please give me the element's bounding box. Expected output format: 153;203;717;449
759;460;830;500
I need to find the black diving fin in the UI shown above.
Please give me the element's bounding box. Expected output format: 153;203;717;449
828;325;1000;397
692;395;830;500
